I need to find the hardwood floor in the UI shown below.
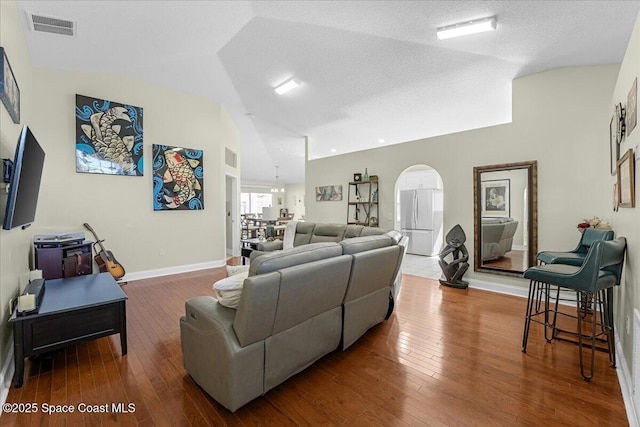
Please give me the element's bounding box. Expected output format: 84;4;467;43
1;264;628;426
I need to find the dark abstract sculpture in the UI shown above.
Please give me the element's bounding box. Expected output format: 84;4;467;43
439;224;469;289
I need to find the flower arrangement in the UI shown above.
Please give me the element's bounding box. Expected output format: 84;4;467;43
577;216;611;233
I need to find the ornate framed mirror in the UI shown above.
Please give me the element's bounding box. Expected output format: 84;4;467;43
473;161;537;276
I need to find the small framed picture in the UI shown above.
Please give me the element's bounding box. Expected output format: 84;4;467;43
0;47;20;124
628;77;637;136
481;179;510;217
617;149;635;208
353;173;362;182
610;114;619;176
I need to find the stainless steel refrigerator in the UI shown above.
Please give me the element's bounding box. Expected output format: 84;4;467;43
400;189;435;256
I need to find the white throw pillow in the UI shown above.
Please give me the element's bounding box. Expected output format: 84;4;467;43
213;270;248;309
283;220;298;249
225;264;249;277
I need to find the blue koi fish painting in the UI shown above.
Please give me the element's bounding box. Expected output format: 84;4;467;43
152;144;204;211
75;94;144;176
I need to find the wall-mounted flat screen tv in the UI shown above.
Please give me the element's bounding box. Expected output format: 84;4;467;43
2;125;46;230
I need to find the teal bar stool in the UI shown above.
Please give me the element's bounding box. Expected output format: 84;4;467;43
528;228;615;343
537;228;614;266
522;237;626;380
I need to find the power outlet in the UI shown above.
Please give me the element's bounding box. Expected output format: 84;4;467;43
158;249;166;256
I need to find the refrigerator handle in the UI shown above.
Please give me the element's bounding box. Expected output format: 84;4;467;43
413;192;418;229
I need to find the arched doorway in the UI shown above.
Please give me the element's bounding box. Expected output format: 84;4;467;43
395;165;444;278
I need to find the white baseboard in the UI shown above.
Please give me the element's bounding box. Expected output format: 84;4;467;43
120;259;226;283
0;342;14;412
467;278;530;299
616;331;638;427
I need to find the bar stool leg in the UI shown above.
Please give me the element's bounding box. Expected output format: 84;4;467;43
577;291;597;381
602;288;616;368
522;279;539;353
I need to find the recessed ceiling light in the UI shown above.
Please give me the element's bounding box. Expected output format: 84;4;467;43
436;16;497;40
275;78;300;95
378;139;385;144
331;148;337;153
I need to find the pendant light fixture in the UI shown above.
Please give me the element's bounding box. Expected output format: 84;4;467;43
271;166;285;193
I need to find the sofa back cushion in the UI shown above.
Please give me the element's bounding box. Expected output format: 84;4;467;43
272;255;352;334
344;225;364;238
248;242;342;276
359;227;388;237
309;223;347;243
294;222;316;246
340;235;393;255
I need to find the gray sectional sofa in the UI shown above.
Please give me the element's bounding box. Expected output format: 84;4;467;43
481;217;519;261
180;229;407;412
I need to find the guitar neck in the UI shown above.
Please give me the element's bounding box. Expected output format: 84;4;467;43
84;223;108;253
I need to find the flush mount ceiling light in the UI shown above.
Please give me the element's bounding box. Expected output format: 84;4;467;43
274;78;300;95
436;16;497;40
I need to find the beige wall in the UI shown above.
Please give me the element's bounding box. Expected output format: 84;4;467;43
284;183;306;220
609;11;640;374
0;0;241;371
0;0;35;372
306;64;619;290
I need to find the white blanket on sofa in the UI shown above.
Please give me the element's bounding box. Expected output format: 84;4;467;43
283;220;298;249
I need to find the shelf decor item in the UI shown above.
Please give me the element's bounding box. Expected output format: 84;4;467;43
617;148;635;208
369;175;378;182
353;173;362;182
0;47;20;124
364;168;369;181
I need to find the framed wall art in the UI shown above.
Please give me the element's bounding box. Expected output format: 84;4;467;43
315;185;342;201
481;179;510;217
628;77;637;136
152;144;204;211
615;102;626;144
617;148;635;208
76;94;144;176
0;47;20;124
610;114;619;175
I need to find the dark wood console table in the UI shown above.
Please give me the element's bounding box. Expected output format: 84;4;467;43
10;273;127;387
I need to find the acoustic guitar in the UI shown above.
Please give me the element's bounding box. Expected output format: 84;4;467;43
83;223;126;280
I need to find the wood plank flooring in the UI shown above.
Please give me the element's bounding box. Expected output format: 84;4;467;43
0;264;628;426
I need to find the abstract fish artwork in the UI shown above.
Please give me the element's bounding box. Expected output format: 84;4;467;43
75;94;143;176
152;144;204;211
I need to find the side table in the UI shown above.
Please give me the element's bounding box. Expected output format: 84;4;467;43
10;273;127;388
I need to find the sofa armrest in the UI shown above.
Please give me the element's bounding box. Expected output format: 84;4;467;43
257;240;283;252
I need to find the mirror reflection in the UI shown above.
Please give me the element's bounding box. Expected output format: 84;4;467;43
473;161;537;276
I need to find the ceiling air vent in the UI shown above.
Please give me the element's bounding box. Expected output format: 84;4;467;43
27;12;76;37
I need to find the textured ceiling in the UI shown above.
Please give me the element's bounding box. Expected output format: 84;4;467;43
14;1;640;184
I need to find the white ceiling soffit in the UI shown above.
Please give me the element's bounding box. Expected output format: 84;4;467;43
14;1;640;184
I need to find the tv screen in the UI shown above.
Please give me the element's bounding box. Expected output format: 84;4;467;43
2;126;46;230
